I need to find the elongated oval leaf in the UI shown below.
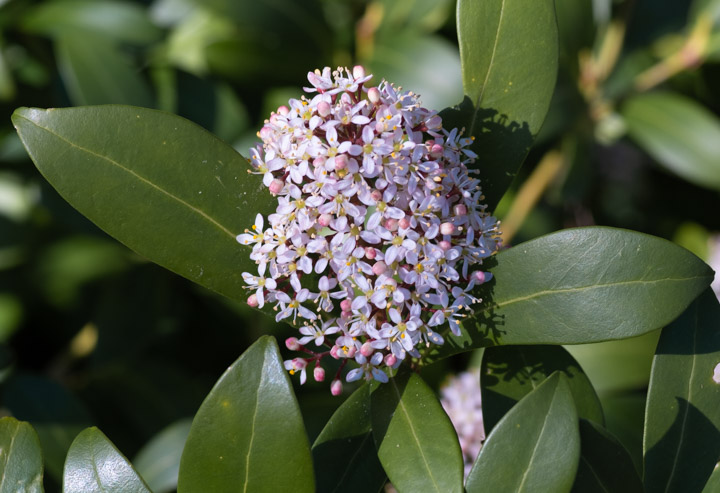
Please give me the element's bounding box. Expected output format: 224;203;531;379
371;372;463;493
64;427;151;493
424;227;714;363
704;462;720;493
572;419;643;493
466;372;580;493
623;91;720;191
481;345;603;435
443;0;558;209
12;106;274;304
133;419;192;493
0;417;44;493
643;288;720;493
312;385;386;493
177;336;314;493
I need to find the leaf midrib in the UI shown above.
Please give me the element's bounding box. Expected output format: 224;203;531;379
515;392;555;492
242;355;266;493
14;113;236;239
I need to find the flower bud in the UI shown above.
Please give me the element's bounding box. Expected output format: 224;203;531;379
341;310;351;319
277;105;289;116
372;261;387;276
472;271;492;284
360;342;374;357
368;87;381;105
313;156;326;168
439;240;452;251
269;179;284;195
314;365;326;382
454;204;467;216
370;189;382;201
384;218;398;231
340;299;352;311
330;345;340;359
399;217;410;229
317;101;331;117
334;154;348;170
353;65;365;79
259;126;273;140
318;213;332;227
247;294;259;307
285;337;301;350
430;144;444;158
440;222;455;235
385;354;397;367
365;247;377;259
331;379;343;396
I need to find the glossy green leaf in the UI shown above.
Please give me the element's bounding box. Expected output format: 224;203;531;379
466;373;579;493
444;0;558;210
177;336;314;493
424;227;714;363
0;417;44;492
572;419;643;493
704;463;720;493
133;419;192;493
21;0;161;44
55;33;154;107
371;372;463;493
64;427;151;493
12;106;274;304
643;289;720;493
623;91;720;191
481;345;603;434
312;385;386;493
375;0;453;35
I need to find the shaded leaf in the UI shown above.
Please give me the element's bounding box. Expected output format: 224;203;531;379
704;462;720;492
177;336;314;493
12;106;274;304
424;227;714;363
133;419;192;493
466;373;579;493
312;385;386;493
0;417;44;493
371;372;463;493
444;0;558;210
63;427;151;493
644;289;720;493
481;345;603;435
623;91;720;191
571;419;643;493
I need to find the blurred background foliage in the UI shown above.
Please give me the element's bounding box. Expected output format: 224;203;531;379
1;0;720;490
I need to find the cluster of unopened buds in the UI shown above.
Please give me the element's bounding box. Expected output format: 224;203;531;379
238;66;500;394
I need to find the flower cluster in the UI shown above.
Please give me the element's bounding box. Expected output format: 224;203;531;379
238;66;500;392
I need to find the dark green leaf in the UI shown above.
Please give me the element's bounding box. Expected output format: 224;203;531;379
704;463;720;492
313;385;386;493
177;336;314;493
623;91;720;191
466;373;579;493
0;417;44;492
55;33;154;107
133;419;192;493
644;289;720;493
64;427;151;493
572;419;643;493
481;345;603;434
602;392;647;476
444;0;558;210
12;106;275;304
424;227;714;363
21;0;161;44
372;372;463;493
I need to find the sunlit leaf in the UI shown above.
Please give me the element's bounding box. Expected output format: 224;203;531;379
0;417;44;493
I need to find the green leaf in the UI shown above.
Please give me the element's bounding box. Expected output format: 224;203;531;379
177;336;314;493
374;0;453;35
0;417;44;493
424;227;714;363
371;372;463;493
312;385;386;493
55;33;154;107
643;288;720;493
622;91;720;191
704;463;720;493
466;373;580;493
444;0;558;210
64;427;151;493
571;419;643;493
12;105;275;304
481;345;603;435
21;0;161;44
133;419;192;493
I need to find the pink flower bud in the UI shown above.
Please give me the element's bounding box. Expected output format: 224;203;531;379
454;204;467;216
353;65;365;79
313;156;326;168
340;299;352;311
372;261;387;276
370;189;382;201
472;271;491;284
317;101;331;117
314;366;325;382
341;310;352;319
259;126;273;140
430;144;444;158
385;354;397;367
360;342;374;357
318;213;332;227
286;337;301;351
365;247;377;259
439;240;452;251
335;154;348;170
440;222;455;235
247;294;259;307
277;105;289;116
330;345;340;359
384;218;398;231
331;379;343;396
368;87;381;105
399;217;410;229
269;178;284;195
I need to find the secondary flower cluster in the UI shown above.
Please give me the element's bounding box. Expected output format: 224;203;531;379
238;66;500;392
